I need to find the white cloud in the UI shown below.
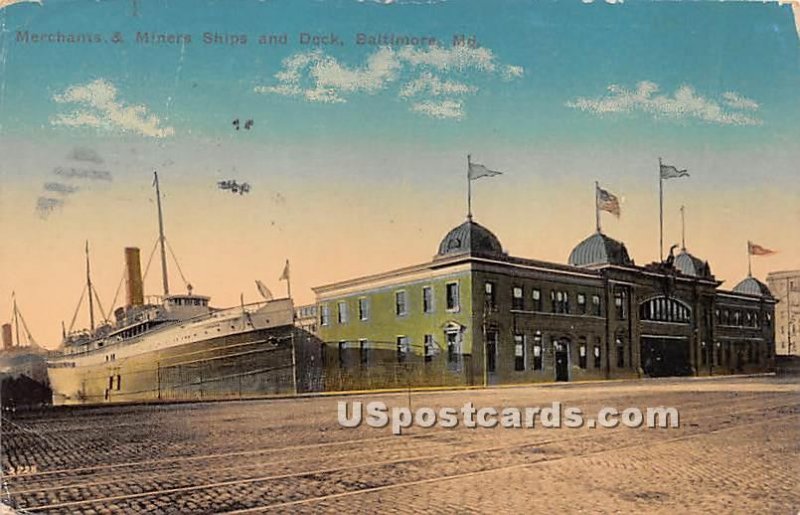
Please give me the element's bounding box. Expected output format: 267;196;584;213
411;100;464;120
0;0;42;10
399;72;476;98
722;91;759;111
256;45;523;120
52;79;175;137
566;81;762;126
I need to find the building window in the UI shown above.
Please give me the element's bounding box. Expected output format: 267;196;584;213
422;286;434;314
532;289;542;311
396;336;409;363
512;286;524;310
614;288;628;320
359;339;369;366
532;331;543;370
424;334;434;363
639;297;691;324
395;291;407;316
616;338;625;368
592;295;601;316
358;298;369;321
338;341;346;368
446;282;460;311
485;282;497;310
514;334;525;371
578;338;587;369
337;301;348;324
552;290;569;314
320;304;330;326
577;293;587;314
486;330;498;373
593;342;601;369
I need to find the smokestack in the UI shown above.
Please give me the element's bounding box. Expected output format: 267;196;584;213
125;247;145;306
2;323;12;351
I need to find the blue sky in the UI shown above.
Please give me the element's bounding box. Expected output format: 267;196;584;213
1;0;798;155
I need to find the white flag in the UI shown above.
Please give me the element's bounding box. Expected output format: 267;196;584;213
255;280;273;301
279;260;290;282
468;161;503;180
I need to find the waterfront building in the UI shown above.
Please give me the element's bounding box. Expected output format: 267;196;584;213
314;217;776;389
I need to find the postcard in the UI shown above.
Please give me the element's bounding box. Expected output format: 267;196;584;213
0;0;798;513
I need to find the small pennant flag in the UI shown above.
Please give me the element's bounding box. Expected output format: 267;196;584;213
279;259;290;281
468;161;502;181
597;186;621;217
255;280;273;301
748;241;776;256
660;163;689;180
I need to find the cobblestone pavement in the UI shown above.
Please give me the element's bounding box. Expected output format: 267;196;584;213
2;376;798;513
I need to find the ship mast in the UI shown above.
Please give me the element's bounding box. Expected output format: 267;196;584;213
153;171;170;296
12;294;20;347
85;240;96;331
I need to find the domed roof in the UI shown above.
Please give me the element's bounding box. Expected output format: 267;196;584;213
733;276;772;297
674;250;713;278
436;218;504;257
568;231;633;268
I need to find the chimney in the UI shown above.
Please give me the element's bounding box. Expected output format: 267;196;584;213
125;247;145;306
2;323;12;351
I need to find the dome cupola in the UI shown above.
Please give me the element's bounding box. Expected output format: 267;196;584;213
732;276;772;297
436;218;505;258
568;231;633;268
674;250;713;279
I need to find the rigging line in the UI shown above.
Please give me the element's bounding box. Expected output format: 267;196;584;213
91;285;109;324
67;285;88;334
141;237;160;284
107;267;127;319
166;239;190;289
16;308;36;346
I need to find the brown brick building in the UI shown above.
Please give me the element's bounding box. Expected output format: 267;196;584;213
314;218;777;389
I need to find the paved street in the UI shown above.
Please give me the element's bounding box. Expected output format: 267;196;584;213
2;376;799;514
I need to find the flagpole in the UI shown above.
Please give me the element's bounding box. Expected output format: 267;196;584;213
595;181;601;233
747;241;752;277
658;157;664;262
680;205;686;250
467;154;472;220
286;259;292;299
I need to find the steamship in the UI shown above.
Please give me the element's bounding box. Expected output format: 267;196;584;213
47;173;298;405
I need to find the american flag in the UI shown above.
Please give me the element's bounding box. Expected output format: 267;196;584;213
597;186;621;217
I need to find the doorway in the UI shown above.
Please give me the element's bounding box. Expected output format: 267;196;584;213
554;340;569;382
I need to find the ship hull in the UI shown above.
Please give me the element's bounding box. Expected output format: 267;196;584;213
49;326;298;405
48;299;305;405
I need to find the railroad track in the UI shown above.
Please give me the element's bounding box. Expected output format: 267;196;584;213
7;392;797;514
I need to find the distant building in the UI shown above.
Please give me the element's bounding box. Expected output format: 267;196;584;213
766;270;800;356
313;217;776;390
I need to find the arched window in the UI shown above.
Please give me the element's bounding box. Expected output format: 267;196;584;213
639;297;691;324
